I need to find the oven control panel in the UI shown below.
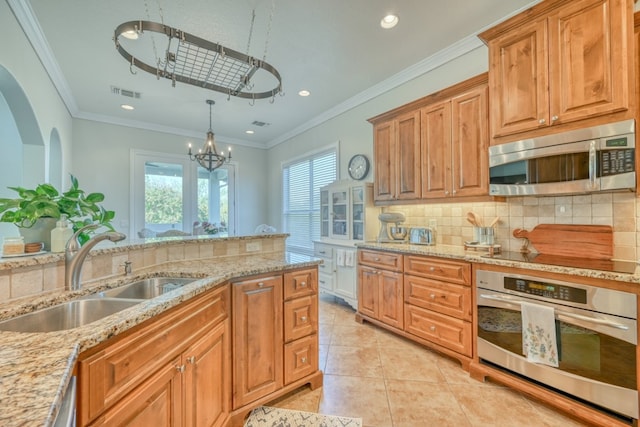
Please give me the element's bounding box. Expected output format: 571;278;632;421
504;277;587;303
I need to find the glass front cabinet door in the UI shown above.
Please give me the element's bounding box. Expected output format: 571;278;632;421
320;189;329;238
330;189;349;239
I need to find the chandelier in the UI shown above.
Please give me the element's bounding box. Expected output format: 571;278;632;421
113;3;283;102
188;100;231;172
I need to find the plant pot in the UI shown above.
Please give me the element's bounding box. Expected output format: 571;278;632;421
18;217;58;251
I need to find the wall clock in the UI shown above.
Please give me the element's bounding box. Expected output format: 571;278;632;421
348;154;370;180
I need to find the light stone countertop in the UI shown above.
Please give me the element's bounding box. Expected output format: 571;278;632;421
356;242;640;283
0;251;320;427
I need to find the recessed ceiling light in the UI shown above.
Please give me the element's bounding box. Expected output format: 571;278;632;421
121;104;135;110
298;90;310;97
121;30;139;40
380;14;399;29
246;130;255;134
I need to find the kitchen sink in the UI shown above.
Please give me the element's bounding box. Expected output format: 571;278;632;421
0;299;140;333
90;277;195;300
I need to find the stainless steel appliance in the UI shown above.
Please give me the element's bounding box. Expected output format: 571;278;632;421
377;212;406;243
476;269;638;419
409;227;435;245
489;119;635;196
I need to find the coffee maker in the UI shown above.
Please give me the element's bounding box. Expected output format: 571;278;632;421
377;212;407;242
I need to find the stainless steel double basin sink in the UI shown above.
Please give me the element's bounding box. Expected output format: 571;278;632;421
0;277;195;333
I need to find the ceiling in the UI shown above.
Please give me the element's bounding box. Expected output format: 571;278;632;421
14;0;538;149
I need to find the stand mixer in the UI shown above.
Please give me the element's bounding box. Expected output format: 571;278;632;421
377;212;407;242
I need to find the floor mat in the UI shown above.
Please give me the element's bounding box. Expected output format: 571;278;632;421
244;406;362;427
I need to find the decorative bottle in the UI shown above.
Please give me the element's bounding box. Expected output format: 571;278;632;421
50;214;74;253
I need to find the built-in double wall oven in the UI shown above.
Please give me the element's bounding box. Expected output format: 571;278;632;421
476;269;638;420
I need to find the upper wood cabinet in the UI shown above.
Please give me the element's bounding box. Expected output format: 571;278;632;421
369;74;489;203
372;111;421;201
422;85;489;199
479;0;634;143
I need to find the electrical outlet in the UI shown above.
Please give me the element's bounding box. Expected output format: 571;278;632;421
246;241;262;252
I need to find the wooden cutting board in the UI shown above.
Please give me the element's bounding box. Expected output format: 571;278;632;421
512;224;613;260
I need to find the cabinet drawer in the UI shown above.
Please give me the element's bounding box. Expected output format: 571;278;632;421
318;272;334;292
79;285;229;424
284;295;318;342
404;304;471;357
284;268;317;300
284;334;318;385
404;255;470;285
404;275;472;321
318;260;334;276
314;244;333;258
358;249;403;272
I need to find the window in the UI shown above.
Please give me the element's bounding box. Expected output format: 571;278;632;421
282;147;337;254
131;150;235;238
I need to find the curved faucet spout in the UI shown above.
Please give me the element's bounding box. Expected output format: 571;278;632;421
65;224;126;290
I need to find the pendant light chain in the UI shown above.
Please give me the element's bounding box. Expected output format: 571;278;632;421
245;9;256;56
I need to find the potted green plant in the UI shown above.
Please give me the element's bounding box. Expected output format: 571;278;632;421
0;174;116;248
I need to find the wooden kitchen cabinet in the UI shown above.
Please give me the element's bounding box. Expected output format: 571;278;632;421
357;250;473;368
480;0;634;143
357;250;404;329
78;284;230;427
232;275;283;408
230;267;321;423
369;74;490;203
421;83;488;199
372;111;421;201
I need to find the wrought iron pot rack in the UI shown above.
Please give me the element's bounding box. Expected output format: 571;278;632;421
114;20;283;101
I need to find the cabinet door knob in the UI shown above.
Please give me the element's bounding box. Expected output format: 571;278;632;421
429;294;436;300
258;282;265;287
300;281;307;287
444;191;449;195
429;325;436;332
429;266;435;271
301;357;307;364
539;118;546;124
187;356;196;364
301;316;307;322
375;257;380;261
551;115;559;122
377;271;382;275
176;364;186;373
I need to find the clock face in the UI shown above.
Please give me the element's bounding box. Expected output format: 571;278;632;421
348;154;369;180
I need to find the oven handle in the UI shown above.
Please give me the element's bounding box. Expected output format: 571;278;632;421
589;139;597;190
479;294;629;330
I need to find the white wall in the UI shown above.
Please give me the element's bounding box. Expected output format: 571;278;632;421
265;46;489;228
71;119;269;236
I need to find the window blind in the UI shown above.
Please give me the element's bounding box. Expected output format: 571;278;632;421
283;149;337;254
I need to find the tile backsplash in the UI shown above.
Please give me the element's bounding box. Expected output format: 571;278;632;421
383;192;638;261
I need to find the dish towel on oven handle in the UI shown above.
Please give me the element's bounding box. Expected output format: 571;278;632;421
336;249;345;267
521;301;559;367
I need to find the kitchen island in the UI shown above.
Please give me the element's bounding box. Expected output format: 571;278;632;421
0;234;321;427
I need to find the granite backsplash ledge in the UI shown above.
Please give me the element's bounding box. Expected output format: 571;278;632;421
0;234;287;304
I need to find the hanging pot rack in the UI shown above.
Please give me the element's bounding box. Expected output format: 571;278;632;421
113;20;283;101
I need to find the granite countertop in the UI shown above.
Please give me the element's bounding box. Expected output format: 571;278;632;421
0;251;320;427
356;242;640;284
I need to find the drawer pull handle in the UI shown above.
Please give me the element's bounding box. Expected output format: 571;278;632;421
301;316;307;322
319;251;326;254
176;364;186;373
301;357;307;363
300;281;307;287
429;325;436;332
429;294;436;300
429;267;435;271
320;280;325;284
258;282;265;287
187;356;196;364
375;257;380;261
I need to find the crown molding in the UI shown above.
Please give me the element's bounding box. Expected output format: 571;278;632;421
7;0;78;116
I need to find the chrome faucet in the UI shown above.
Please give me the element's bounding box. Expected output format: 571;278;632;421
65;224;126;290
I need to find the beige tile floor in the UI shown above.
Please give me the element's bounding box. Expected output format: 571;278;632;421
268;295;589;427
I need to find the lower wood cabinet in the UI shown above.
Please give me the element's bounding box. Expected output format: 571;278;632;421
357;249;473;367
77;267;321;427
232;275;284;408
78;285;230;427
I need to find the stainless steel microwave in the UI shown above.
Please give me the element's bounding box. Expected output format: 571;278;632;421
488;120;636;196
